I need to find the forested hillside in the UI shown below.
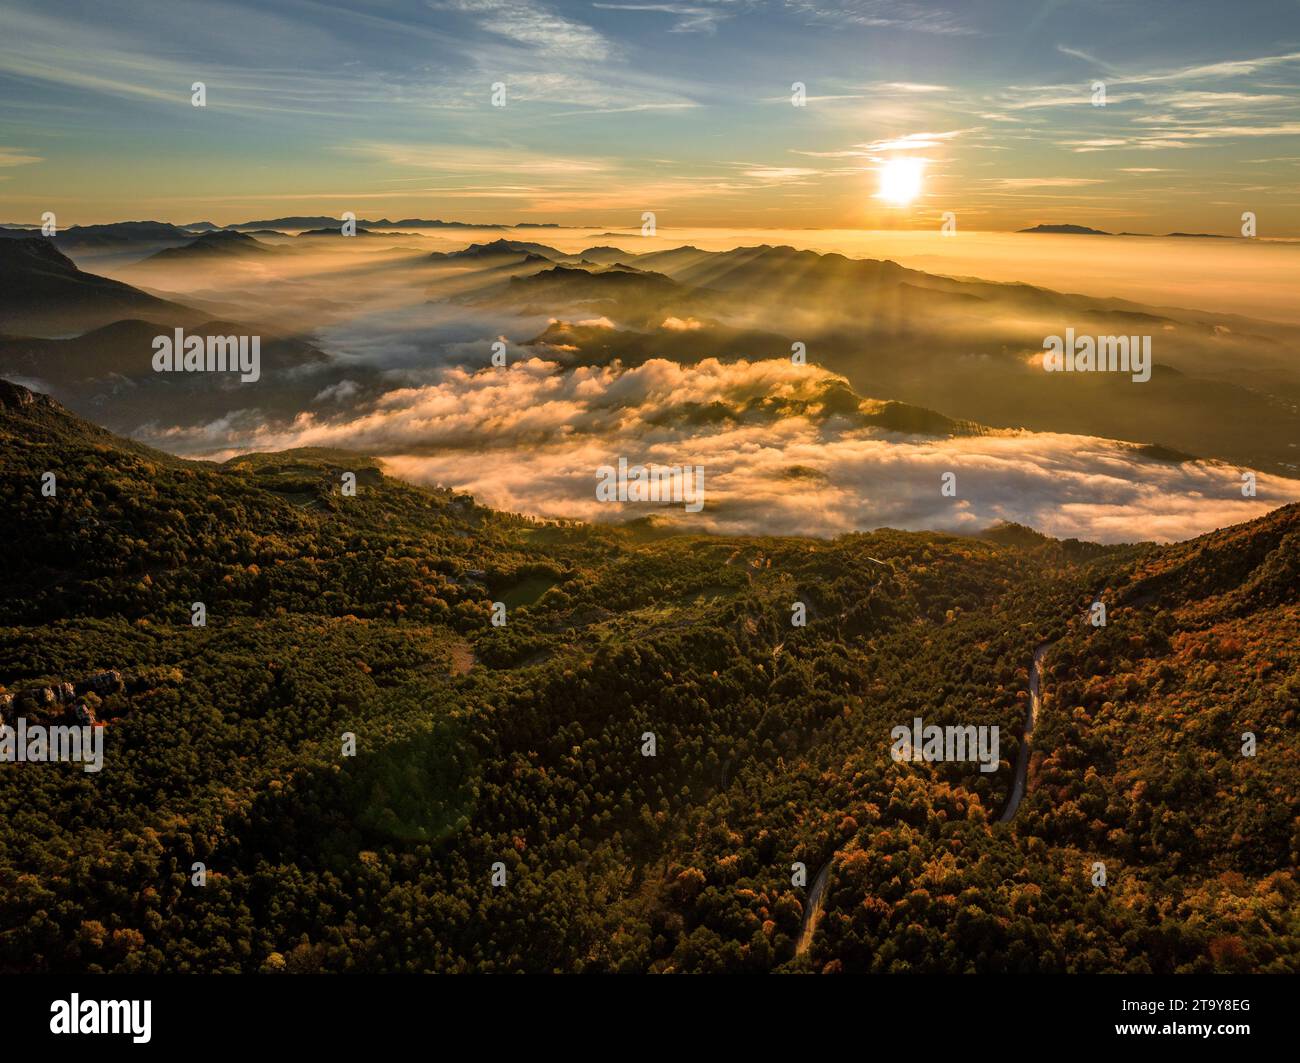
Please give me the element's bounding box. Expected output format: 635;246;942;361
1;381;1294;973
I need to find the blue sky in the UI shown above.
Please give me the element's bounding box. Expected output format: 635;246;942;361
2;0;1299;230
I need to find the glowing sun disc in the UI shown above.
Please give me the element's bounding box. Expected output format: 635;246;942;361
877;157;925;205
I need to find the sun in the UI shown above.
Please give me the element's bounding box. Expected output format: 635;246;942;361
877;157;925;206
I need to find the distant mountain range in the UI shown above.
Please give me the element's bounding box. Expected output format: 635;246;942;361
295;226;414;239
0;220;196;250
0;219;1246;265
0;216;518;244
425;238;1300;476
2;227;1297;476
1020;223;1236;238
222;216;510;231
0;218;1244;241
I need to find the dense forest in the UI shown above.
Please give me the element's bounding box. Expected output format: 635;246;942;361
1;380;1295;973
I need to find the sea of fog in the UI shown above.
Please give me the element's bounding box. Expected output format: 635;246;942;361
96;227;1300;544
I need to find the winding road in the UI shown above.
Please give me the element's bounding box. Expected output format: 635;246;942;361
796;635;1062;958
795;859;833;958
997;641;1051;824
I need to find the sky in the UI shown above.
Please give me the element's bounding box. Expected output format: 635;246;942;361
1;0;1299;232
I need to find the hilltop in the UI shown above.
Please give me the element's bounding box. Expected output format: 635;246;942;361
0;237;201;335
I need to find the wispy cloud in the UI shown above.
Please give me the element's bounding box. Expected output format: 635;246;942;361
738;165;820;181
1124;50;1300;85
431;0;611;60
344;142;615;176
547;100;700;117
991;177;1105;189
782;0;974;36
861;129;972;153
591;3;739;34
874;81;951;93
0;147;41;167
1165;91;1291;109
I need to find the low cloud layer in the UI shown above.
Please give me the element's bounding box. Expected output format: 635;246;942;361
162;357;1300;544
